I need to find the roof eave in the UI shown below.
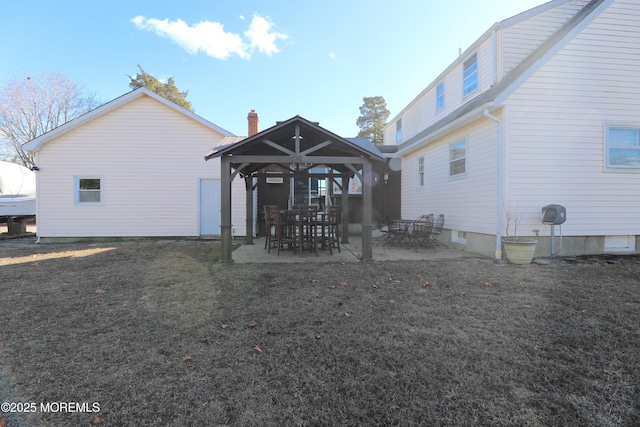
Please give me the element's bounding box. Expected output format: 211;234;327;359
385;22;502;131
384;0;604;133
493;0;611;105
205;116;385;162
395;102;497;157
22;88;234;152
393;0;611;155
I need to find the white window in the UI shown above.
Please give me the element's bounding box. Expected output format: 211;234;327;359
606;125;640;170
417;156;425;188
75;177;103;205
452;230;467;245
463;53;478;97
396;119;403;143
436;82;445;111
449;139;467;177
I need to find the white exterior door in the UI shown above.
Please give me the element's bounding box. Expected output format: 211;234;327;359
199;179;220;236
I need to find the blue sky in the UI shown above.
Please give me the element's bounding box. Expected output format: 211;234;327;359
2;0;547;138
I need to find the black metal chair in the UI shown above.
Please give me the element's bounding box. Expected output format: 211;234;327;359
379;216;412;247
412;214;435;251
430;214;447;247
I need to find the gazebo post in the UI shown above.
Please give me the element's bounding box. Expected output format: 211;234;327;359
340;172;349;244
220;156;233;262
361;162;373;261
244;176;254;245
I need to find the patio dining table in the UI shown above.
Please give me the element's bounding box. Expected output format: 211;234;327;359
379;216;435;250
277;208;334;255
376;218;414;247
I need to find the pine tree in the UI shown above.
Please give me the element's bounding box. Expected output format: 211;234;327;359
356;96;390;145
128;65;193;112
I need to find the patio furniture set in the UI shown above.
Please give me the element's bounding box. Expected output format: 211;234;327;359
264;205;342;256
377;214;446;251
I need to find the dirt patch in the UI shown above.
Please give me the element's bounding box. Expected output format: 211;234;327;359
1;241;638;426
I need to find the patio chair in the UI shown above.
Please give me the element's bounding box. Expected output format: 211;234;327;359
276;210;298;255
430;214;447;247
412;214;435;252
379;216;411;247
297;205;318;255
264;205;279;252
319;205;341;254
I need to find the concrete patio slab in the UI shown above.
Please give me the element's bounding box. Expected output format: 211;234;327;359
231;235;484;263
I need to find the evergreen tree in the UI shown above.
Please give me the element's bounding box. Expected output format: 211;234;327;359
356;96;390;145
128;65;193;112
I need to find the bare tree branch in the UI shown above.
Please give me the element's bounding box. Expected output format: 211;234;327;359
0;72;100;167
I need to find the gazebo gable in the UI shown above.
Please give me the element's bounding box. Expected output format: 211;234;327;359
205;115;384;176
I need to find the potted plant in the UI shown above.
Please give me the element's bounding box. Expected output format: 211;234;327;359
502;204;538;264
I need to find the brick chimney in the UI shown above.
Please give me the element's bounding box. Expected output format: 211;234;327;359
247;109;259;136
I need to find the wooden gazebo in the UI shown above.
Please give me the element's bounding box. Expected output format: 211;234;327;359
205;116;386;262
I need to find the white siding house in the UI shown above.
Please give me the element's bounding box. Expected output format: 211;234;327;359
23;88;249;241
385;0;640;258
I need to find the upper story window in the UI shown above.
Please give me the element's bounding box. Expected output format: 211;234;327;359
417;156;425;188
606;125;640;171
75;177;103;205
449;139;467;177
463;53;478;97
436;82;445;111
396;119;402;143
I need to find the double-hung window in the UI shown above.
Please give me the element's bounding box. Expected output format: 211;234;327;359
75;177;103;205
449;139;467;177
396;119;403;143
436;82;445;111
417;156;425;188
606;125;640;170
463;53;478;97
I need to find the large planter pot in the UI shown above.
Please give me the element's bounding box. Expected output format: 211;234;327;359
503;238;538;264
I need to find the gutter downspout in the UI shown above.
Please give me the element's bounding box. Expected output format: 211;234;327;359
484;109;503;260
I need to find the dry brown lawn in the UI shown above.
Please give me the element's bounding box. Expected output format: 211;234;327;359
0;240;638;426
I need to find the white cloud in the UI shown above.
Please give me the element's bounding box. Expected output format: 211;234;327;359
329;52;335;59
244;15;288;57
132;14;286;60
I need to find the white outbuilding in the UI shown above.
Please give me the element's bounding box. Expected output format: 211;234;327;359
23;88;248;241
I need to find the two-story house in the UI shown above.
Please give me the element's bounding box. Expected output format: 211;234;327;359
384;0;639;258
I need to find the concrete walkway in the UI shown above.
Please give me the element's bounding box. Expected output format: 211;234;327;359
232;235;482;263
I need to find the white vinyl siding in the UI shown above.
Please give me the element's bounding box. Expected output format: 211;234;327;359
392;0;640;257
384;1;595;147
383;125;396;146
36;95;247;238
383;36;494;145
501;0;590;76
503;0;640;237
401;118;499;236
